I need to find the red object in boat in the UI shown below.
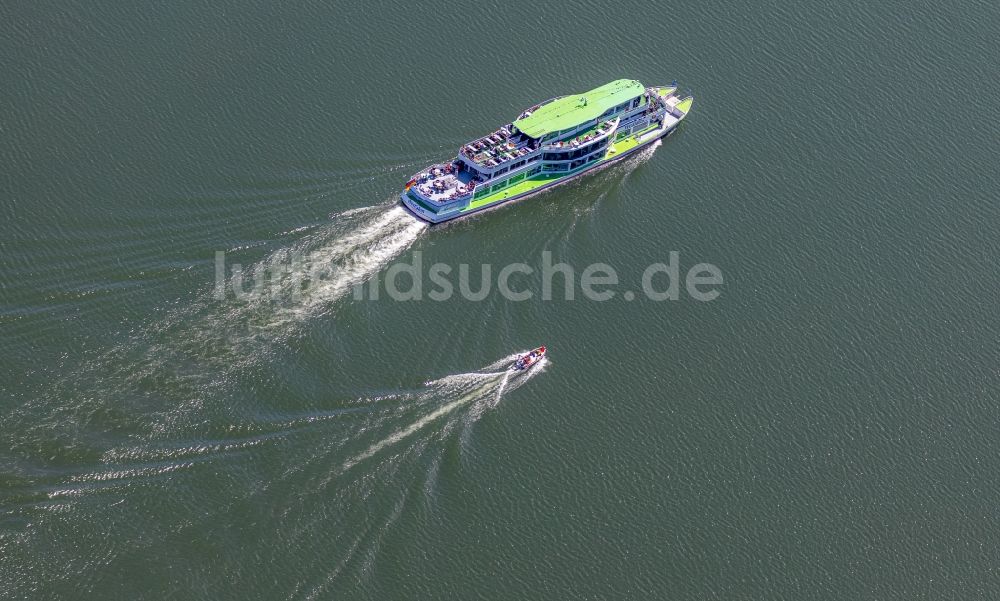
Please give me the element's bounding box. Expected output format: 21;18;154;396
514;346;546;370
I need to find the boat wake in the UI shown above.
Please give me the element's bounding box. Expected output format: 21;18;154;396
196;203;428;357
9;201;429;457
341;352;545;473
228;205;427;327
12;352;546;597
43;351;543;497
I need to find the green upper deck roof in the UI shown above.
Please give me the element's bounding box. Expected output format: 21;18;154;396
513;79;644;139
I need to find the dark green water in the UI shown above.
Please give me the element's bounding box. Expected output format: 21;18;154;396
3;1;999;599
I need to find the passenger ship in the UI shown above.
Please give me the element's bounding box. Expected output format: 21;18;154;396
400;79;692;224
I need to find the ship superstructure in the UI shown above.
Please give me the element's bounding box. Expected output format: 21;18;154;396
401;79;692;223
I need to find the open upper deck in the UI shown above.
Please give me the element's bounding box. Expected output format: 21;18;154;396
460;126;535;169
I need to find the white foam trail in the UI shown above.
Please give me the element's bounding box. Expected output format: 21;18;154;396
135;204;430;390
341;351;546;472
495;371;510;403
331;205;377;219
46;461;196;499
286;211;428;319
341;374;501;472
229;205;428;328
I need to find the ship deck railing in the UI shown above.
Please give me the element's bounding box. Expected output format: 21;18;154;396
461;139;536;168
541;117;619;152
409;169;481;204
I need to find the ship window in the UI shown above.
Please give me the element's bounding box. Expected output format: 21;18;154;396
632;97;640;109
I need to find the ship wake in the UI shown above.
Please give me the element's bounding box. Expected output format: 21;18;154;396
214;204;428;334
19;352;546;598
12;202;430;451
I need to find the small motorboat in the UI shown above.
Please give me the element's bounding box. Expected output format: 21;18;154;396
513;346;546;370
